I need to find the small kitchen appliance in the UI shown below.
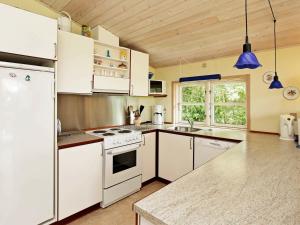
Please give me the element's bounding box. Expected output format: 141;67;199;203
280;114;295;141
152;105;165;125
87;128;142;208
149;80;167;95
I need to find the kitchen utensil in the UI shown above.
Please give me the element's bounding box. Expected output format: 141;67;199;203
134;116;142;126
140;105;145;114
148;72;154;79
134;110;140;118
128;105;135;125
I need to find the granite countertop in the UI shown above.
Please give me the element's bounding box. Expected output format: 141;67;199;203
57;132;103;150
126;124;246;142
56;124;245;150
134;132;300;225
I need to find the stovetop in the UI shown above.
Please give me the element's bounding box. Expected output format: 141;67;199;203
86;128;142;149
88;128;134;136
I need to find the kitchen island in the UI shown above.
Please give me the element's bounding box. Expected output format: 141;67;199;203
134;131;300;225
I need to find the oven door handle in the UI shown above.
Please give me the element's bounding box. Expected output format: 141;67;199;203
106;143;141;156
107;150;135;156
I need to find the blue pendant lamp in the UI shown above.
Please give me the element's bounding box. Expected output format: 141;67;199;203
268;0;283;89
234;0;262;69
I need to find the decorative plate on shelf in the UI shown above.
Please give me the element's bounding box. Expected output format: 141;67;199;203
263;71;275;84
283;86;300;100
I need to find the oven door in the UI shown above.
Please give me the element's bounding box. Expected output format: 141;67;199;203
104;143;141;188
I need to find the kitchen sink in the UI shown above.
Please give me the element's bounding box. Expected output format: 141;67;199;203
170;126;201;132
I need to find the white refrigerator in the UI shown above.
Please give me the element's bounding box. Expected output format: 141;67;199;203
0;62;55;225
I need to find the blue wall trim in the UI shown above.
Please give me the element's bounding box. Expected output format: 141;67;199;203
179;74;221;82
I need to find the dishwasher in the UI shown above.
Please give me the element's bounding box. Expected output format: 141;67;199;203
194;137;237;169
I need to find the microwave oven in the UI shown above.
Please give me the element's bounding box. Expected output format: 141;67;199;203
149;80;167;95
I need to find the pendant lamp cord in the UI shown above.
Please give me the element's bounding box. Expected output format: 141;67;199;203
245;0;248;43
267;0;277;74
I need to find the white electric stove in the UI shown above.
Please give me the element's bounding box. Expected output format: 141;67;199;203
87;128;142;208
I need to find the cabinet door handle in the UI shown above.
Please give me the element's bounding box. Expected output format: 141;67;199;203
143;134;146;146
190;137;193;150
209;142;221;147
101;143;104;157
54;43;57;59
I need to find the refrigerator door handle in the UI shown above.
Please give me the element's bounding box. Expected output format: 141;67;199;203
51;79;55;99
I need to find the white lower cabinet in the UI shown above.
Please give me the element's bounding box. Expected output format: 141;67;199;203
139;216;155;225
158;132;193;182
141;132;156;183
58;142;102;220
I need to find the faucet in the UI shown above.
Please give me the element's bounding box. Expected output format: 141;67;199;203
187;118;194;129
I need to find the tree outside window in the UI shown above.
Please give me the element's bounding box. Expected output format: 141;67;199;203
179;84;206;123
212;81;247;127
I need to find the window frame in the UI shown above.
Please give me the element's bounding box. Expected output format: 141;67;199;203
176;81;210;126
174;76;249;129
210;79;248;129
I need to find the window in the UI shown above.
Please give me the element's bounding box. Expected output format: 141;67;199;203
175;77;248;129
179;84;207;123
211;81;247;128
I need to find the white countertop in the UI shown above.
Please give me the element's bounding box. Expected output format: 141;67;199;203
134;131;300;225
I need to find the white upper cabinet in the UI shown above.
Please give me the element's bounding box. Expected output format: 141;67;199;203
57;31;94;94
159;132;194;182
130;50;149;96
0;3;57;60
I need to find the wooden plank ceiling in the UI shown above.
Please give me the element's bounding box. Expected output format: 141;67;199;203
40;0;300;67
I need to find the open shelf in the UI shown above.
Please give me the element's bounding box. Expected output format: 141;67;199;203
94;54;128;63
93;64;128;71
93;41;130;82
93;74;129;79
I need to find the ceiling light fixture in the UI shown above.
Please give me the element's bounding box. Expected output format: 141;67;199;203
268;0;283;89
234;0;262;69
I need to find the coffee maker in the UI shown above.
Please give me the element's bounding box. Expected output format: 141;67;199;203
152;105;165;125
